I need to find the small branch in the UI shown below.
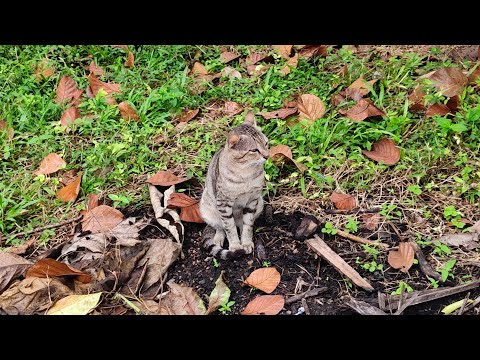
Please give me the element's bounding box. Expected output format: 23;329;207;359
336;229;389;249
324;207;381;215
462;294;480;314
1;215;83;245
458;292;470;315
346;298;387;315
411;242;442;282
285;287;328;305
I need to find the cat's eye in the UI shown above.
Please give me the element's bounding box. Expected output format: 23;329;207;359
250;149;260;153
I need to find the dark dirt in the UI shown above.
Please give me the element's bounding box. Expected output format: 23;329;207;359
130;204;480;315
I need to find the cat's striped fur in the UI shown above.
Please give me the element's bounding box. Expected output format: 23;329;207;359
200;111;269;260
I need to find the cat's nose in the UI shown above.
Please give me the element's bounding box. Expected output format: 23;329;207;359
261;151;269;160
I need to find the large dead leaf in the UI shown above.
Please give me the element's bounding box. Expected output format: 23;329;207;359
56;172;82;202
0;253;32;293
425;67;468;97
26;258;91;283
61;233;106;259
346;99;385;122
0;277;73;315
220;51;240;63
437;232;479;250
346;78;378;100
269;144;307;173
246;63;270;77
273;45;293;59
159;280;206;315
88;61;104;76
56;76;79;104
388;242;415;273
168;193;204;223
206;271;230;314
363;138;401;165
146;170;187;186
330;192;358;210
88;73;121;104
408;86;427;112
34;58;55;80
108;217;149;247
279;53;298;76
246;52;268;66
362;213;381;231
60;106;81;127
118;101;139;121
298;45;327;59
258;107;298;120
81;205;124;233
189;62;210;80
177;109;199;123
244;267;281;294
4;239;36;256
241;295;284;315
47;292;102;315
0;120;14;140
446;95;460;112
224;101;243;116
124;51;135;67
426;103;451;118
297;94;326;122
34;153;66;175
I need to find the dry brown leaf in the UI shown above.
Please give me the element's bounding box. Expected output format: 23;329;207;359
146;170;187;186
347;78;378;97
298;45;327;59
220;52;241;63
283;98;297;108
4;239;36;256
60;106;81;127
258;107;297;120
362;213;381;231
124;51;135;67
279;53;298;76
87;193;99;210
34;58;55;80
244;267;281;294
330;192;358;211
88;61;104;76
269;144;307;173
425;67;468;97
168;193;204;223
81;204;124;233
190;62;209;79
426;103;451;118
346;99;385;122
408;86;427;112
118;101;139;121
388;242;415;273
177;109;199;123
221;66;242;79
0;120;14;140
112;45;129;50
56;76;79;104
0;253;32;294
26;258;91;283
241;295;284;315
446;95;460;111
363;138;401;165
56;172;82;202
159;280;206;315
247;63;270;77
273;45;293;59
88;73;120;105
246;52;268;66
437;233;479;250
34;153;66;175
224;101;243;116
331;93;346;107
468;65;480;84
297;94;326;122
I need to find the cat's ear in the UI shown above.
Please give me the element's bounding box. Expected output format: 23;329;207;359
244;111;257;126
228;133;240;148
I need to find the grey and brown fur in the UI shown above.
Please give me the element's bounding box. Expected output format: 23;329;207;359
200;111;269;260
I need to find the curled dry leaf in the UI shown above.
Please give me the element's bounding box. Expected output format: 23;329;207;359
177;108;199;123
146;170;188;186
347;78;378;97
330;192;358;211
298;45;327;59
244;267;281;294
221;66;242;79
47;292;102;315
363;138;401;165
56;172;82;202
56;76;80;104
273;45;293;59
118;101;139;121
224;101;243;116
0;253;32;294
387;242;415;273
26;258;91;283
424;67;468;97
81;204;124;233
88;61;104;76
279;53;298;76
446;95;460;111
0;120;14;140
206;270;231;314
297;94;326;122
220;51;241;63
245;52;268;66
88;73;121;105
269;144;307;173
159;280;206;315
34;153;66;175
426;103;451;118
241;295;284;315
60;106;81;127
168;193;204;223
124;51;135;67
346;99;385;122
362;213;381;231
258;107;297;120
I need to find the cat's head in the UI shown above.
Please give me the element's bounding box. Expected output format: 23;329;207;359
226;111;269;164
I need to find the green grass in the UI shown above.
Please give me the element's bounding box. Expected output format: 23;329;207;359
1;45;479;245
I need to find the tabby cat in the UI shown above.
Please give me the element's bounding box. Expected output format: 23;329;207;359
200;111;269;260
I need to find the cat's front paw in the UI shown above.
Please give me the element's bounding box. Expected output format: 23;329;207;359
242;240;254;254
229;242;243;252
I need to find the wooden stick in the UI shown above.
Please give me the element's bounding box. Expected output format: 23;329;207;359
324;207;381;215
411;242;442;282
336;229;389;249
1;215;82;245
285;287;328;305
346;298;387;315
461;294;480;314
306;235;374;291
458;292;470;315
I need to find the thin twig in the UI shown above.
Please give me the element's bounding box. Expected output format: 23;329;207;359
458;292;470;315
301;298;311;315
285;287;328;305
135;258;150;295
1;215;83;244
336;229;389;249
462;295;480;314
411;242;442;282
324;207;381;215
